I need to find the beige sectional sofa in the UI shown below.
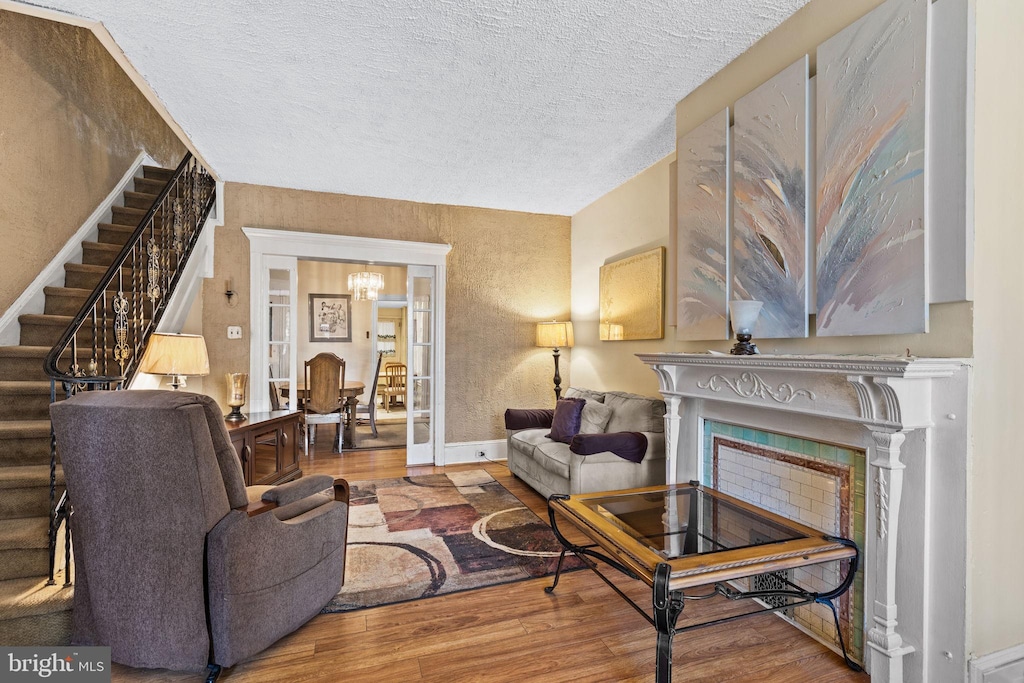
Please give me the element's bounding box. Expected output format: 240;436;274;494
504;387;667;499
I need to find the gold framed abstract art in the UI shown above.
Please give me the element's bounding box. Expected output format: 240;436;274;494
599;247;665;341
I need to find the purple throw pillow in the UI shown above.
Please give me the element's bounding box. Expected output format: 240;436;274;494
569;432;649;463
547;398;586;444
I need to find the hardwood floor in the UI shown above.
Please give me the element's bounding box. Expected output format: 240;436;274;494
113;441;869;682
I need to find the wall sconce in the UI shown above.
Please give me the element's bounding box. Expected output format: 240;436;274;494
225;277;238;308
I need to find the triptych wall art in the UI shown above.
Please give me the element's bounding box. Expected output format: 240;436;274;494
675;0;930;341
676;109;730;341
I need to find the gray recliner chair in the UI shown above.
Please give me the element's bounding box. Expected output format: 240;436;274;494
50;390;349;679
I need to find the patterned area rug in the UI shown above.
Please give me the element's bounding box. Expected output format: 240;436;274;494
323;470;577;612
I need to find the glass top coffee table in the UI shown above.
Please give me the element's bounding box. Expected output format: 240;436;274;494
546;481;860;683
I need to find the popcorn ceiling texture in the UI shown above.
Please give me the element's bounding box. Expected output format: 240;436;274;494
33;0;808;215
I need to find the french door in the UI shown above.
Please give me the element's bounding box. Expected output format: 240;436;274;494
406;265;437;464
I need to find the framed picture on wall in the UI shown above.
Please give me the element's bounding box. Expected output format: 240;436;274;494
309;293;352;342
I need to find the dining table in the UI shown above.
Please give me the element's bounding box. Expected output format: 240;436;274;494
281;381;365;449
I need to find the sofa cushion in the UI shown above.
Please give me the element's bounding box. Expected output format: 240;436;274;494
547;398;585;443
564;387;605;403
604;391;666;433
532;440;573;480
579;401;613;434
570;432;649;463
509;428;555;458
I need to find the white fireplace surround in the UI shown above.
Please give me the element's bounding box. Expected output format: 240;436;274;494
638;353;971;683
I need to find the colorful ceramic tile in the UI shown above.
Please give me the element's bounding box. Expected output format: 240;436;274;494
816;0;928;336
733;56;810;338
676;109;731;340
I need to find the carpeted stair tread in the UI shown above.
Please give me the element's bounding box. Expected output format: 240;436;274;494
0;381;52;395
0;574;73;621
0;518;48;550
142;165;174;180
0;420;51;440
0;465;63;490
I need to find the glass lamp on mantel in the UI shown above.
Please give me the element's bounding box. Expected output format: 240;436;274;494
728;300;763;355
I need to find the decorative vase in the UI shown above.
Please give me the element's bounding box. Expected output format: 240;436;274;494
225;372;248;421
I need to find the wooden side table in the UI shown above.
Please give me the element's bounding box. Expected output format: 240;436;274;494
226;411;302;486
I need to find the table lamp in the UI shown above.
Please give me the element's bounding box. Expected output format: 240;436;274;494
536;321;574;400
138;333;210;390
728;300;763;355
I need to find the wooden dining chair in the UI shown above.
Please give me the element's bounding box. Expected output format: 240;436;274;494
355;352;384;437
302;353;345;455
382;362;407;412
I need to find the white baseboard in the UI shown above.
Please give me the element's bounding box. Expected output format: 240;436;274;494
444;439;508;465
970;643;1024;683
0;152;155;346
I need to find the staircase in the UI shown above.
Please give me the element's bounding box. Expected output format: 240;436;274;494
0;165;174;645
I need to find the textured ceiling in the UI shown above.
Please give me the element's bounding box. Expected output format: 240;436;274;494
31;0;808;215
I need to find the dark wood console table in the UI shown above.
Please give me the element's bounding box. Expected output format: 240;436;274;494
226;411;302;486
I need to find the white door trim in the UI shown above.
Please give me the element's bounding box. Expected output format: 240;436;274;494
242;228;451;464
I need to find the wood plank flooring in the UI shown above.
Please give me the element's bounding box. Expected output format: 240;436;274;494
113;442;869;682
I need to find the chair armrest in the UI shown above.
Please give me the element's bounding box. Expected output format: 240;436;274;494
504;408;554;430
569;432;648;463
262;474;336;507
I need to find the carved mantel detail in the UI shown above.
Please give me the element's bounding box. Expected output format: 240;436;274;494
637;353;969;683
697;371;816;404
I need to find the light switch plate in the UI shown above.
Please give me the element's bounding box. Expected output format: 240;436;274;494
227;326;242;339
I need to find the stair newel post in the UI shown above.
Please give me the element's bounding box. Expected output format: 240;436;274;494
46;380;57;586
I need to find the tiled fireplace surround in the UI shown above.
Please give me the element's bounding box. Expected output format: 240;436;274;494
639;353;970;683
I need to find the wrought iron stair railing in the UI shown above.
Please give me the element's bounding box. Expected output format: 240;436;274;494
43;152;216;585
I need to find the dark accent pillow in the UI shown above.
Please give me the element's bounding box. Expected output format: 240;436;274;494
504;408;555;431
569;432;649;463
546;398;586;444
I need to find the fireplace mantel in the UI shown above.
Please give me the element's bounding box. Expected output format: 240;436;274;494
638;352;971;683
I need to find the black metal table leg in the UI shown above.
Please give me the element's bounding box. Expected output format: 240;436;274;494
653;562;684;683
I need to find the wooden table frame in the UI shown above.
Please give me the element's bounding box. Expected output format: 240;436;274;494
545;481;860;683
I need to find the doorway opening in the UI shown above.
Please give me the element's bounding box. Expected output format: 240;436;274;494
244;229;450;466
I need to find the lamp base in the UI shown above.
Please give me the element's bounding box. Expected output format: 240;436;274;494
730;333;760;356
224;406;247;422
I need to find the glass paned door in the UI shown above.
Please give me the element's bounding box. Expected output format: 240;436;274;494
261;257;297;412
406;266;435;464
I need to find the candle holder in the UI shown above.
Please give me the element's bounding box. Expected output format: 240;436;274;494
729;300;763;356
225;372;249;421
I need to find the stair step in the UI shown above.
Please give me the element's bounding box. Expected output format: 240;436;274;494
0;573;73;645
122;190;160;210
134;175;168;194
96;222;165;246
18;312;144;349
0;346;96;382
81;240;125;267
142;165;174;182
111;205;166;227
62;262;138;291
42;287;90;316
0;381;53;421
0;518;49;581
0;420;52;467
0;465;64;519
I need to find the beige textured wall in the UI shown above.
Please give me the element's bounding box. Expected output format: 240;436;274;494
0;10;185;314
571;0;974;399
204;182;570;443
969;0;1024;659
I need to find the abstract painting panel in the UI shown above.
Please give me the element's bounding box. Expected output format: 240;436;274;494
733;56;810;338
676;109;730;341
816;0;927;336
